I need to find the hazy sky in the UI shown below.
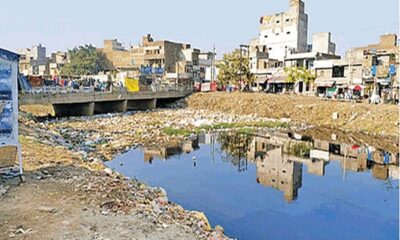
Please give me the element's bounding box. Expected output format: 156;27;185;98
1;0;398;58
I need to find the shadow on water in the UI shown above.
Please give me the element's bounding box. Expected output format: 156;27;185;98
107;128;399;240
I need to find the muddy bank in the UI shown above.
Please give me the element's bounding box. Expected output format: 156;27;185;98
186;92;399;137
0;113;230;240
0;166;226;240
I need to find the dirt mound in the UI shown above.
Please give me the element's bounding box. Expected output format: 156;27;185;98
187;93;399;137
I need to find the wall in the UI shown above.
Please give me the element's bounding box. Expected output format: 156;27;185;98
312;32;336;55
259;0;308;61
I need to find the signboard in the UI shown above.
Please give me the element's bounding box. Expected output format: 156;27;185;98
0;48;22;174
125;78;140;92
201;83;211;92
140;67;164;75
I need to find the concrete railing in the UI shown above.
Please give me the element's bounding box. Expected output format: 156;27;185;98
19;85;193;106
21;85;193;95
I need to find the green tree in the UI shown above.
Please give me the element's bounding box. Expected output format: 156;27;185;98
61;45;106;76
217;49;254;90
285;66;316;84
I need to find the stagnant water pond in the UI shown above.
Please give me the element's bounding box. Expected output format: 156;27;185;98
107;130;399;240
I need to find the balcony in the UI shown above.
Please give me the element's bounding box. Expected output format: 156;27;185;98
250;51;269;59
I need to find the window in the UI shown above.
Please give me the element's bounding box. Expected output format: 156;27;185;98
286;19;290;22
276;20;280;24
264;35;268;38
262;46;267;52
268;47;272;51
264;62;267;69
275;33;279;36
287;31;291;35
332;66;345;78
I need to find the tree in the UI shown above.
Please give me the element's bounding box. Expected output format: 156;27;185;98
61;45;107;76
217;49;254;90
285;66;316;84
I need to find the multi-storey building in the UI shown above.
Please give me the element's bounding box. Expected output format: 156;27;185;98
130;34;200;85
18;44;48;76
98;35;205;86
98;39;132;71
259;0;308;61
199;52;217;82
346;34;398;97
314;34;398;99
49;51;67;76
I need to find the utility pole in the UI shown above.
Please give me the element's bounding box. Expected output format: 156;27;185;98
211;44;216;83
239;44;250;91
240;45;243;89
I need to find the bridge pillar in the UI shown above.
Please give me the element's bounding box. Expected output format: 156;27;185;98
52;102;95;117
127;99;157;111
94;100;127;114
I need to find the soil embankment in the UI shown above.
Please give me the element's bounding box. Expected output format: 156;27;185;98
187;92;399;137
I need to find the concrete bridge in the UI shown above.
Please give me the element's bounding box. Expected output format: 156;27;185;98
19;88;192;117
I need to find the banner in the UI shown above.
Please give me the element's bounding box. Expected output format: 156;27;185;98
0;48;22;173
0;60;14;139
140;67;164;75
125;78;140;92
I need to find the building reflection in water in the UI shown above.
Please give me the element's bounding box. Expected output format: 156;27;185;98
139;129;399;202
256;146;303;203
144;137;199;164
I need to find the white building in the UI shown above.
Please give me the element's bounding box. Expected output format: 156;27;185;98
259;0;308;61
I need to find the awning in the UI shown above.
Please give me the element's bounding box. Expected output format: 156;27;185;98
316;81;334;87
377;79;391;85
267;75;286;83
255;76;268;84
349;85;364;91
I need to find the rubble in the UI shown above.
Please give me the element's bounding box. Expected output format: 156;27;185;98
1;166;232;239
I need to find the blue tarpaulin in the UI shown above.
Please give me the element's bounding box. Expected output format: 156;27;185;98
389;64;396;76
371;65;377;76
18;74;31;91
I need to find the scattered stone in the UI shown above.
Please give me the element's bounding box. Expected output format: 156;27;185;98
214;225;225;234
38;206;57;214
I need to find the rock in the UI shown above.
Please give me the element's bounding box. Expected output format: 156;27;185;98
0;184;10;196
191;211;211;231
151;200;163;215
156;187;167;197
15;227;32;235
101;210;110;215
194;119;212;127
61;220;70;226
214;225;225;234
103;168;113;176
332;112;339;120
38;206;57;214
